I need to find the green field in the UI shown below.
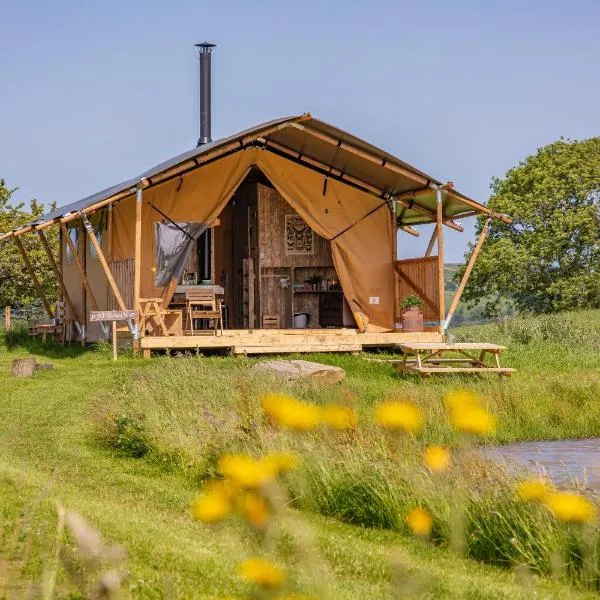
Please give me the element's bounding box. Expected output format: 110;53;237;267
2;311;600;598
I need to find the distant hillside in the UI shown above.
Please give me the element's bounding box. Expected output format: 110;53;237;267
444;262;515;326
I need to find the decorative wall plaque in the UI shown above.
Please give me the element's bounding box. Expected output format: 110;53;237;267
285;214;313;255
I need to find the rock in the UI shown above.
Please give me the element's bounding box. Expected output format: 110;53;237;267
11;358;53;377
252;359;345;384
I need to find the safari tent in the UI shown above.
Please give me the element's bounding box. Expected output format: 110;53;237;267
0;113;510;357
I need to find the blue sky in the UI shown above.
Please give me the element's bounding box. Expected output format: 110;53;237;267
1;0;599;260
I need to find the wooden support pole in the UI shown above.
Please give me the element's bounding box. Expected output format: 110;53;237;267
112;320;117;361
81;214;128;311
436;189;445;333
425;227;437;257
4;306;10;332
445;217;491;331
37;229;83;334
60;223;100;311
13;236;54;319
133;186;143;350
107;203;113;262
391;202;399;328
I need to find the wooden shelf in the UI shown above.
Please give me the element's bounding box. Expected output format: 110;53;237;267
293;289;342;294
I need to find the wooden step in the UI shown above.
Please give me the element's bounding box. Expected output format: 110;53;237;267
233;343;362;355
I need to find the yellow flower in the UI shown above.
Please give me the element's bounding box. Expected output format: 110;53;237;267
261;393;321;431
321;405;358;430
450;405;496;435
375;400;424;433
515;478;551;503
406;507;432;537
423;446;450;473
240;492;270;529
262;452;300;475
445;390;496;436
444;390;481;413
545;492;596;524
239;557;285;587
218;455;275;488
190;490;231;523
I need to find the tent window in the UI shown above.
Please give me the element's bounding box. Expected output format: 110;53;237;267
88;210;106;261
65;227;78;263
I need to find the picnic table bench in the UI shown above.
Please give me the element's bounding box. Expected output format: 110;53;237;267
392;342;515;377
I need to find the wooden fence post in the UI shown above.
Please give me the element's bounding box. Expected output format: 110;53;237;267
4;306;10;332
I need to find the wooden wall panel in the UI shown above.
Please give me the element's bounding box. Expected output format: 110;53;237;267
257;184;333;268
108;259;134;311
394;256;440;322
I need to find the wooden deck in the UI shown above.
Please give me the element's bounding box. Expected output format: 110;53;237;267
140;328;443;358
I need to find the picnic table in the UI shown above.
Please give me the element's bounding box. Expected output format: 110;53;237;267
392;342;515;377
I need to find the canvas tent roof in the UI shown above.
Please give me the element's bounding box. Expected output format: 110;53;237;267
0;113;510;240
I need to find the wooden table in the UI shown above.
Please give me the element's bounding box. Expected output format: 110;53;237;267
174;284;224;296
392;342;515;377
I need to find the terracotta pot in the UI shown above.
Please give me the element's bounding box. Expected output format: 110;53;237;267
401;307;424;332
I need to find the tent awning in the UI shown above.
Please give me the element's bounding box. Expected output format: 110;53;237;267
0;113;510;240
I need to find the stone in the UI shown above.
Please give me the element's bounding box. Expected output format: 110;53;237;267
10;358;53;377
11;358;36;377
252;359;345;384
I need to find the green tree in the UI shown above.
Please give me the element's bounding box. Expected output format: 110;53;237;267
460;138;600;315
0;179;58;308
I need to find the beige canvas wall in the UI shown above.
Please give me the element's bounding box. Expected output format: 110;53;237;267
66;146;396;336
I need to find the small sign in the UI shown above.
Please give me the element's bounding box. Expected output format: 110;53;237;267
368;296;380;305
89;310;137;322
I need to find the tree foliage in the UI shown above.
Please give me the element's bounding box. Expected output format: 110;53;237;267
460;138;600;315
0;179;58;308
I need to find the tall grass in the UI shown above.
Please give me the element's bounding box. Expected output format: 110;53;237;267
97;353;600;588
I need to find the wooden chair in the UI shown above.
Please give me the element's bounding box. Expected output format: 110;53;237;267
29;301;73;345
185;289;223;336
139;298;182;337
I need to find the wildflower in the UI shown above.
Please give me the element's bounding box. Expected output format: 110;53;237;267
190;490;231;523
445;390;496;436
444;390;481;413
240;493;270;529
218;455;275;488
545;492;596;524
239;557;285;587
450;405;496;435
321;405;358;431
423;446;450;473
406;507;432;538
375;400;424;433
261;393;321;431
515;478;551;503
262;452;300;475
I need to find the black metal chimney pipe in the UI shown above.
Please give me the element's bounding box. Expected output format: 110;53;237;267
195;42;216;147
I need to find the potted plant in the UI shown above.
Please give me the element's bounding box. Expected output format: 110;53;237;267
306;274;323;291
399;295;424;332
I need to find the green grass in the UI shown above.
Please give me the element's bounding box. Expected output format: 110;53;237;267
2;311;600;598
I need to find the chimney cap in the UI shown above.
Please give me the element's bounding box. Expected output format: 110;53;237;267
195;42;216;52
